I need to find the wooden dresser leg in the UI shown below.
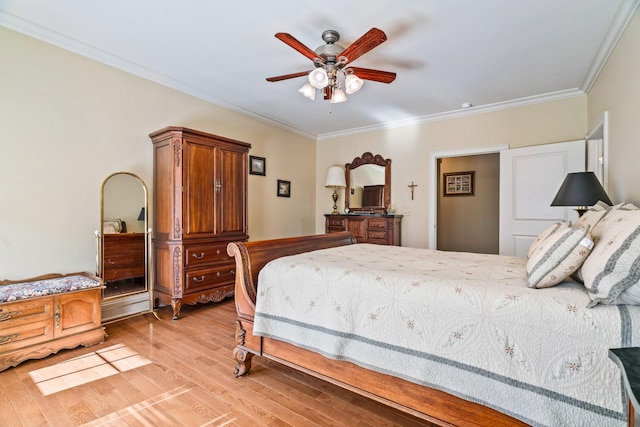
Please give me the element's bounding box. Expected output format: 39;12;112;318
171;298;182;320
629;400;635;427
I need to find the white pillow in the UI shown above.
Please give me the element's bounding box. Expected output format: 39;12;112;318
582;208;640;306
526;225;593;289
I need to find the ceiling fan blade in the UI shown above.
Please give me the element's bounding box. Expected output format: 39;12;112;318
266;71;311;82
275;33;324;62
339;28;387;63
349;67;396;84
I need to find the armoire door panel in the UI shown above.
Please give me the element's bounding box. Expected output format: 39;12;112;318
183;141;216;238
216;147;247;237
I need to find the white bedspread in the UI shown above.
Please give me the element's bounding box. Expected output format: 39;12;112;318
253;244;640;427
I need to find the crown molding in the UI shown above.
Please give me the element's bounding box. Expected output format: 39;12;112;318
317;89;585;140
581;0;640;94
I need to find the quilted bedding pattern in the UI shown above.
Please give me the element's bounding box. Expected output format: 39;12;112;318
253;244;640;427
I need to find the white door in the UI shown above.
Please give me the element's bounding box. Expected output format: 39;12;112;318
499;140;585;256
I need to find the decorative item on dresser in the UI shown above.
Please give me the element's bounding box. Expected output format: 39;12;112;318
150;127;250;320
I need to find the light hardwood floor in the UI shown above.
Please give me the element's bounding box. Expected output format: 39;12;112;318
0;298;431;426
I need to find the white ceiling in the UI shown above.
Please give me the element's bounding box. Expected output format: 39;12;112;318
1;0;638;138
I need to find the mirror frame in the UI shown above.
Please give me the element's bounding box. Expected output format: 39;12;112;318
98;171;149;300
345;152;391;213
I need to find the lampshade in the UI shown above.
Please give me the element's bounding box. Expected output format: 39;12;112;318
345;74;364;94
551;172;612;211
309;68;329;89
325;166;346;188
330;88;347;104
137;207;146;221
298;83;316;100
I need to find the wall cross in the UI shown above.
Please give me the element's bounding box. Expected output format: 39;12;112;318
408;181;418;200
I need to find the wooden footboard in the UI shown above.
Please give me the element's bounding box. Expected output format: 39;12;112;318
227;233;526;427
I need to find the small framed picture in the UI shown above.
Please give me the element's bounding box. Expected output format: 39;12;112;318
249;155;266;176
277;179;291;197
443;171;475;196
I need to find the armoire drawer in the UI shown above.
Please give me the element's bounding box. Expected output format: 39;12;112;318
184;264;236;293
185;243;231;267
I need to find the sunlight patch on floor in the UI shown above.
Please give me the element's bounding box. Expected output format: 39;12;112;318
28;343;151;396
79;385;237;427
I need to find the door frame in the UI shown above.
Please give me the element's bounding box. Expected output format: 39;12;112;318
586;110;608;190
428;144;508;249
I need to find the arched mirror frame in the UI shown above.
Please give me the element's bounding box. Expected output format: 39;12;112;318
97;171;155;321
344;152;392;213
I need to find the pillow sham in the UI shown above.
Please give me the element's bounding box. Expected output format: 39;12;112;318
589;202;639;242
526;221;569;259
582;208;640;306
526;225;593;289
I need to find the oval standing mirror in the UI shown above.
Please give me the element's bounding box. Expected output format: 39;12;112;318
98;172;154;322
345;152;391;213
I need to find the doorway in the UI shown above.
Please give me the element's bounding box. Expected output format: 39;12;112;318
437;153;500;254
428;145;507;250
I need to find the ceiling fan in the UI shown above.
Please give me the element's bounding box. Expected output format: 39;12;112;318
266;28;397;103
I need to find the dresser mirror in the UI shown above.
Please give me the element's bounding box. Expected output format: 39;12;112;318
345;152;391;213
98;172;155;322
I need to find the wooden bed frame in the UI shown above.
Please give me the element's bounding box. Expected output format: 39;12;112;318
227;232;527;427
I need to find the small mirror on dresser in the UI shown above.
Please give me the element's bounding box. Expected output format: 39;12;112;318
345;152;391;213
98;172;155;322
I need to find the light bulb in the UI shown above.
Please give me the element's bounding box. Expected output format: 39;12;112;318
330;88;347;103
345;74;364;94
298;83;316;100
308;68;329;89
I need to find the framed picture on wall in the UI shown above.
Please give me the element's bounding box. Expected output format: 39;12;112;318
249;155;266;176
443;171;474;196
277;179;291;197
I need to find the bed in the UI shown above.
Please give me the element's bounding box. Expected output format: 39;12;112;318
227;203;640;426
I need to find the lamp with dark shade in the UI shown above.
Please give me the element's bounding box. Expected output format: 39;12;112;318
137;207;145;221
551;172;612;216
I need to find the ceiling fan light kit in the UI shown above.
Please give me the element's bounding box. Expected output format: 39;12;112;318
268;28;396;103
298;83;316;100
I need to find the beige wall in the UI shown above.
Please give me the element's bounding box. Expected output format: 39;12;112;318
316;96;588;248
0;28;316;279
588;8;640;205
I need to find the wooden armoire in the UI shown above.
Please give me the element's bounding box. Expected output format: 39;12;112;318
150;127;251;319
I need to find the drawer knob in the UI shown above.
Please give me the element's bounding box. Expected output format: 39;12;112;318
216;249;221;255
0;310;22;322
216;272;221;277
230;270;235;275
0;333;20;345
192;252;205;259
192;275;206;283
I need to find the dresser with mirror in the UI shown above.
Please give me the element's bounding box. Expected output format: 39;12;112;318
325;152;402;246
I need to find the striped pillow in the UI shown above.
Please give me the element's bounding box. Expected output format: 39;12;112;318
527;221;569;259
526;225;593;288
582;208;640;306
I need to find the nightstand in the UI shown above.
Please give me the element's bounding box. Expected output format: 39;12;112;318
609;347;640;427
